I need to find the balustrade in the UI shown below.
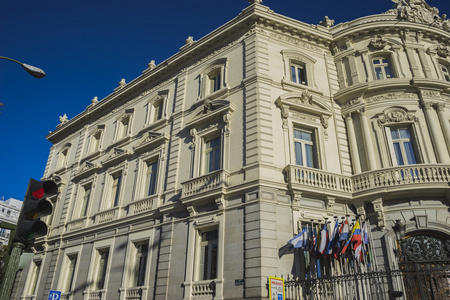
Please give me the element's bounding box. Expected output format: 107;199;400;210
182;170;229;197
191;280;215;297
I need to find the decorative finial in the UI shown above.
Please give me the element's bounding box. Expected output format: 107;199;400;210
59;114;68;124
319;16;334;28
148;60;156;70
119;78;126;87
248;0;262;4
185;36;194;45
91;96;98;104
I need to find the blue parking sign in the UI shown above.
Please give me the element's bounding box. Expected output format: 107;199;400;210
48;290;61;300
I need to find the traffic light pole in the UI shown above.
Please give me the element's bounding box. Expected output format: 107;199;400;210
0;242;25;300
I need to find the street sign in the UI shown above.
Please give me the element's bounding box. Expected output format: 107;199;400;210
269;276;285;300
47;290;61;300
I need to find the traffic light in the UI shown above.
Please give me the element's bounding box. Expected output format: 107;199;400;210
13;179;58;247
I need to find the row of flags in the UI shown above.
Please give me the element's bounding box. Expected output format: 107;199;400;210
287;217;374;269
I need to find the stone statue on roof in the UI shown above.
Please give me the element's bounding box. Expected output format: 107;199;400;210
391;0;449;32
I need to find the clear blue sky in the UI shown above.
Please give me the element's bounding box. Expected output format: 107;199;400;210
1;0;449;200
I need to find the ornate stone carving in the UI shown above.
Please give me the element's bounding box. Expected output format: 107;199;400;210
300;90;313;105
370;35;387;50
203;98;214;114
391;0;449;32
223;113;231;135
91;96;98;104
402;235;450;261
119;78;126;87
187;206;196;217
365;92;419;103
215;196;225;210
148;60;156;70
342;98;361;109
326;197;335;216
185;36;194;45
292;192;302;211
59;114;68;124
421;90;441;99
320;115;329;130
372;198;385;229
437;45;450;58
377;107;418;125
319;16;335;28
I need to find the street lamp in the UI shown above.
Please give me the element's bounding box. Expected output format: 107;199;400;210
393;219;406;259
0;56;46;78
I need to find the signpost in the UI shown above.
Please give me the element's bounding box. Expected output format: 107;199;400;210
269;276;285;300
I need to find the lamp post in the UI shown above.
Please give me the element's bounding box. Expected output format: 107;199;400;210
393;219;406;260
0;56;46;78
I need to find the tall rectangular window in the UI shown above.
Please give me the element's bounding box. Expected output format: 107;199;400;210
80;185;91;217
440;64;450;82
145;161;158;196
94;249;109;290
132;243;148;287
90;132;102;153
57;148;69;169
120;117;130;139
373;57;394;80
204;136;221;173
390;128;418;166
291;63;307;85
111;173;122;207
63;255;77;292
153;102;163;122
294;129;318;168
198;229;218;280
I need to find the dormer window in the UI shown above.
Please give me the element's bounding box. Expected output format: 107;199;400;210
199;59;228;100
114;109;134;141
373;57;394;80
281;50;317;89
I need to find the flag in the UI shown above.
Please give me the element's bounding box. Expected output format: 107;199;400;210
339;218;349;241
354;240;363;262
310;227;317;259
351;220;362;251
325;220;339;255
288;228;308;248
319;223;329;254
362;221;369;245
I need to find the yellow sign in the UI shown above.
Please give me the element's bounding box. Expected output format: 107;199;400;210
269;276;285;300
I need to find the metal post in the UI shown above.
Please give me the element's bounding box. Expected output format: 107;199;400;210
0;242;25;300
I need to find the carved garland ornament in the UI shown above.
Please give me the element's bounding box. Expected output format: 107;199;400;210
377;107;418;126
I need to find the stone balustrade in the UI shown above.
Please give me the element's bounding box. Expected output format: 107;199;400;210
124;287;142;300
93;207;119;224
129;196;156;215
182;170;229;197
191;280;215;298
66;217;87;232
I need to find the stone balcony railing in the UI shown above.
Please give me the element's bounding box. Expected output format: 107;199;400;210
128;195;158;216
93;207;120;225
181;170;230;198
65;217;87;232
191;280;215;298
286;164;450;198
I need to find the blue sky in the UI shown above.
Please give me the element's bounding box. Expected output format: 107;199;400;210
1;0;449;200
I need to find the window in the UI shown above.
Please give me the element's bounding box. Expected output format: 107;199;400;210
79;185;92;217
131;243;148;287
208;70;221;93
291;62;307;85
294;129;318;168
440;64;450;82
204;136;221;173
389;128;418;166
90;131;102;153
197;229;218;280
119;117;130;139
373;57;394;80
110;173;122;207
153;102;164;122
57;148;69;169
27;261;41;295
62;255;78;292
144;161;158;196
93;249;109;290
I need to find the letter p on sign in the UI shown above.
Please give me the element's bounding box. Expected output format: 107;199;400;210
47;290;61;300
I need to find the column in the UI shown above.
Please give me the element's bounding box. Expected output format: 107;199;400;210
424;101;450;163
417;48;432;78
358;109;377;170
344;113;362;173
347;53;360;85
437;103;450;151
405;47;420;77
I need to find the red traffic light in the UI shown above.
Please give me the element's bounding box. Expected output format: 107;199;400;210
30;180;58;200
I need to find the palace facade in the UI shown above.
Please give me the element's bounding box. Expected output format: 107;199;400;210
13;1;450;299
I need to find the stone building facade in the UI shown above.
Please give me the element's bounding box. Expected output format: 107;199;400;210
13;1;450;299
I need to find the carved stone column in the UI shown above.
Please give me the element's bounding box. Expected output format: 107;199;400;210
437;103;450;152
344;113;362;173
405;47;421;77
358;109;377;170
417;48;432;78
423;101;450;163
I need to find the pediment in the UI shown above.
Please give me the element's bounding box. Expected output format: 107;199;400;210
74;161;100;180
186;99;235;129
102;147;132;167
276;91;332;116
134;131;169;153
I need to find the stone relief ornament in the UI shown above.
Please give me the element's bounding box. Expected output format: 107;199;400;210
390;0;450;32
437;45;450;58
370;35;387;51
319;16;335;29
300;90;313;105
59;114;68;124
203;98;214;114
377;107;418;125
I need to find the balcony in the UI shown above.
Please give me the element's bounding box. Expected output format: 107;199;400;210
93;207;121;225
181;170;229;199
285;164;450;199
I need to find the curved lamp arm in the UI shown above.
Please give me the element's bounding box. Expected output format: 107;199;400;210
0;56;46;79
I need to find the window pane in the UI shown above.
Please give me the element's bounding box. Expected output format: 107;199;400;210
404;141;417;164
393;142;404;166
294;129;302;139
295;142;303;166
298;67;307;85
399;128;411;139
305;144;314;168
291;66;297;83
391;129;400;140
375;67;384;80
384;65;393;78
146;162;158;196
